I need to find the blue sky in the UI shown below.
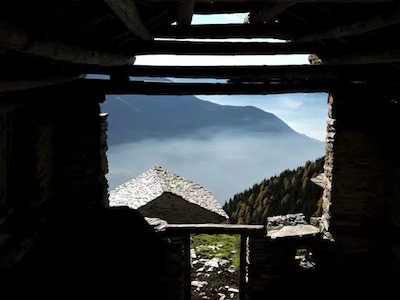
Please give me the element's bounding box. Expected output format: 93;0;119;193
134;13;328;141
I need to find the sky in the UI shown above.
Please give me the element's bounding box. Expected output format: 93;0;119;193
134;13;328;141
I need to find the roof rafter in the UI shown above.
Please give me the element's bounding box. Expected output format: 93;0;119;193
250;3;294;24
153;24;292;39
296;3;400;42
83;64;398;82
326;47;400;65
0;22;135;66
74;78;334;95
191;0;392;3
104;0;152;40
131;40;317;55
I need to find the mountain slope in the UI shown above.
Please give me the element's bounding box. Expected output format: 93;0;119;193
223;157;325;224
101;94;296;145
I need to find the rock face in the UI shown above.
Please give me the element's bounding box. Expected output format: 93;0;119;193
109;166;228;223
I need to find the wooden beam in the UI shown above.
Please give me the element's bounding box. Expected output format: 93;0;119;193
73;78;334;95
6;77;399;96
194;2;258;14
192;0;392;3
193;1;391;15
0;75;82;93
153;24;292;39
165;224;265;236
104;0;152;40
177;0;195;25
84;64;397;82
326;48;400;65
132;40;318;55
250;3;294;23
0;23;135;66
296;3;400;42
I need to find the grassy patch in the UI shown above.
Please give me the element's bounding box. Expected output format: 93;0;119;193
191;234;240;268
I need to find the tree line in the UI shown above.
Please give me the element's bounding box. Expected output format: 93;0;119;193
223;157;325;224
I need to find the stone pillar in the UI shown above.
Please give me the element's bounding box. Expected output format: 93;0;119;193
328;88;400;289
159;236;185;300
0;91;109;270
99;113;109;207
320;94;334;235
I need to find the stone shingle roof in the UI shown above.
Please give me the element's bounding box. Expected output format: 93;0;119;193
109;166;228;220
310;173;325;188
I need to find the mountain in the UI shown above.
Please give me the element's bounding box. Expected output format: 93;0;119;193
101;93;296;145
222;157;325;224
101;90;326;204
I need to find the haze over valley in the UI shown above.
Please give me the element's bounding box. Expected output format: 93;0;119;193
101;93;326;204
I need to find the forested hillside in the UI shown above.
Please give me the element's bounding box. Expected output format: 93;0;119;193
223;157;325;224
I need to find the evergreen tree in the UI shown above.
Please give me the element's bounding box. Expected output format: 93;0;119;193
223;157;324;224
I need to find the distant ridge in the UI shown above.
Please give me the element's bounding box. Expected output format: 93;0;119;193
101;92;296;145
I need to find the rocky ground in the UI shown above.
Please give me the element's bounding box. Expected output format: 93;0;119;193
191;241;240;300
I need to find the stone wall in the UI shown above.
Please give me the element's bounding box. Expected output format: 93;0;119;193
0;91;109;271
158;235;186;300
247;235;321;298
0;111;13;214
327;89;400;289
140;192;227;224
99;113;109;207
321;94;334;235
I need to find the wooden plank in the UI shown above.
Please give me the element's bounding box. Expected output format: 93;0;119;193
153;24;292;39
6;77;399;96
192;0;391;2
327;48;400;65
77;79;333;95
166;224;264;236
194;2;258;14
250;3;294;23
239;235;248;300
193;0;391;14
132;40;318;55
0;22;134;66
83;64;396;82
0;76;82;93
104;0;152;40
296;3;400;42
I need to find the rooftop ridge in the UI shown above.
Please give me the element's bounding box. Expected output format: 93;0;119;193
110;165;228;220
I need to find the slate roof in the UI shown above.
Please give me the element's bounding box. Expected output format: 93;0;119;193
109;166;228;220
311;173;325;188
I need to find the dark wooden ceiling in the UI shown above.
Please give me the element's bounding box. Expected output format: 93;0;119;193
0;0;399;95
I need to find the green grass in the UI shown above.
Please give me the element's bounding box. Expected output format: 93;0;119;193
191;234;240;269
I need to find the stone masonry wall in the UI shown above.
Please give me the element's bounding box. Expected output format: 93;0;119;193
0;92;109;271
158;235;186;300
247;235;321;298
139;192;226;224
99;113;109;207
327;89;400;289
0;111;13;214
321;94;334;235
